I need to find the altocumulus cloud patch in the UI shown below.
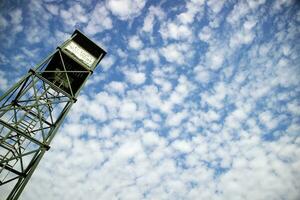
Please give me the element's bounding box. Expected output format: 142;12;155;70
0;0;300;200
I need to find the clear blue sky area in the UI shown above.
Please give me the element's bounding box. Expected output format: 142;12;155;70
0;0;300;199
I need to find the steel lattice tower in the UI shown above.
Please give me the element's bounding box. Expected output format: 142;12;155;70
0;30;106;200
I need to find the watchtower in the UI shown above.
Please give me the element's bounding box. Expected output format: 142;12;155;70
0;30;106;199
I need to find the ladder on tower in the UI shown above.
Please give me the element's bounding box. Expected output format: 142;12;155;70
0;84;59;184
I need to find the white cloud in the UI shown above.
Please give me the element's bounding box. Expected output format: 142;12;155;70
9;9;23;34
206;50;225;70
287;101;300;116
229;29;255;48
206;109;220;122
88;102;108;121
152;76;172;93
198;26;213;42
25;26;49;44
124;70;146;85
105;81;127;93
45;4;59;15
207;0;226;13
201;82;227;109
117;139;143;159
138;48;160;65
84;3;112;35
160;22;192;41
0;70;8;91
128;35;143;50
177;0;204;24
60;4;88;27
10;9;23;25
142;131;162;146
160;43;185;64
287;123;300;136
106;0;146;20
54;26;69;39
143;119;159;130
272;0;293;11
1;1;300;200
116;48;127;59
158;75;193;114
0;15;8;29
100;55;115;71
119;100;137;119
142;6;164;33
226;1;251;26
64;123;85;137
142;12;154;32
243;18;257;30
166;110;188;127
172;139;193;153
194;65;211;83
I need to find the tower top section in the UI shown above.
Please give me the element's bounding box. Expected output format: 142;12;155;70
61;29;107;71
42;29;107;97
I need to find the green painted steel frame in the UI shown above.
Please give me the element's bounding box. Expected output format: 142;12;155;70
0;30;106;200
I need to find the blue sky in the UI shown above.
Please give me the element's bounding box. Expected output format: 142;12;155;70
0;0;300;199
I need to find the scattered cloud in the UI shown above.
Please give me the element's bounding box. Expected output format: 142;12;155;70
128;35;143;50
138;48;160;65
84;3;113;36
160;22;192;41
45;4;59;15
60;4;88;26
124;70;146;85
105;81;127;94
9;9;23;34
0;1;299;200
142;6;164;33
0;15;8;29
160;43;185;65
0;70;8;91
106;0;146;20
99;55;115;71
